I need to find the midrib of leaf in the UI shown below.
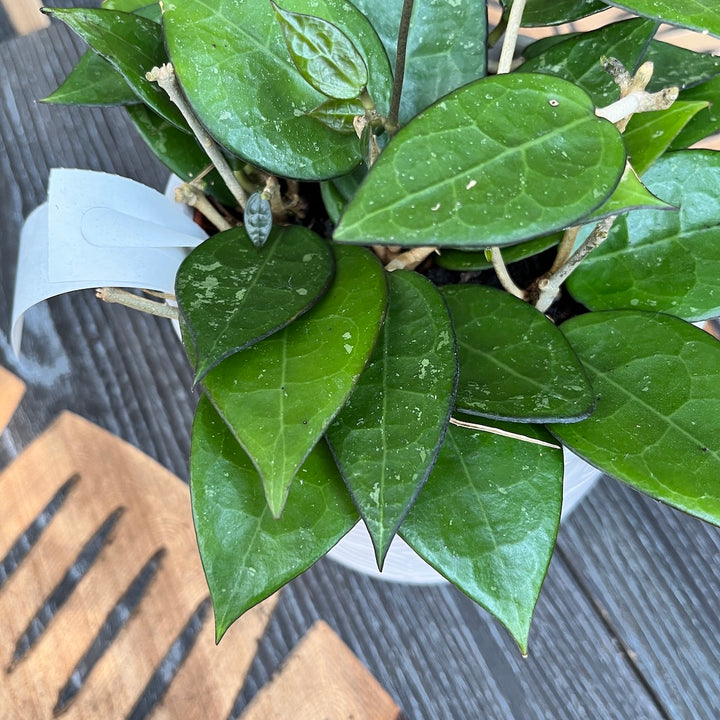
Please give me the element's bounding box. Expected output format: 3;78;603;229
219;437;270;620
586;224;718;261
448;430;523;626
349;112;593;227
204;239;284;365
457;337;566;398
578;353;720;466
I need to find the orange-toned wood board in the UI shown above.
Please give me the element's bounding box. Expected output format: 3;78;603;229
1;0;49;36
0;412;278;719
239;620;404;720
0;366;25;435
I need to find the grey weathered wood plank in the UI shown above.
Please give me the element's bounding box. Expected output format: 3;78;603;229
0;20;702;720
558;477;720;720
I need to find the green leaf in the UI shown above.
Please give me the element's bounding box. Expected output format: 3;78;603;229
437;234;562;272
551;311;720;526
244;193;273;248
126;104;237;206
163;0;392;180
176;226;334;382
502;0;607;26
350;0;487;123
44;8;186;129
670;75;720;149
308;97;365;133
400;418;563;654
623;101;709;175
517;18;657;106
580;163;676;223
43;50;139;106
326;271;457;567
603;1;720;38
102;0;155;10
272;2;368;100
335;74;626;249
567;151;720;321
443;285;594;423
642;40;720;92
202;245;387;518
191;396;357;640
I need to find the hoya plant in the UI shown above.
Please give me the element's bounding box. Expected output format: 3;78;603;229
41;0;720;652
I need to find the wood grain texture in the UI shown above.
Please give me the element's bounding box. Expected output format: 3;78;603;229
1;0;48;36
0;412;277;718
0;367;24;435
558;478;720;720
0;20;718;720
239;621;403;720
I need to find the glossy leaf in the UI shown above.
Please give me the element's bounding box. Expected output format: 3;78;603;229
603;1;720;38
176;226;334;382
642;40;720;92
308;97;365;133
400;418;563;653
517;19;657;106
43;50;139;106
551;311;720;525
44;8;185;129
272;2;368;99
349;0;487;123
580;163;675;223
335;74;625;249
437;234;561;272
326;271;457;567
501;0;607;26
191;396;357;640
102;0;155;10
443;285;594;423
202;245;387;518
567;151;720;321
163;0;392;180
623;101;709;175
126;104;237;206
244;193;273;248
670;75;720;149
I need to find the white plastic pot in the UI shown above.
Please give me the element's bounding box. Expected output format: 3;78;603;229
326;450;602;584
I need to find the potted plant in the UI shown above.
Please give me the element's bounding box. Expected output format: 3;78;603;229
23;0;720;654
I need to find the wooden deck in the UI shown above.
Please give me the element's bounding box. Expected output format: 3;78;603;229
1;4;719;718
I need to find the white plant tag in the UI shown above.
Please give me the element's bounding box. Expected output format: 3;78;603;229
12;169;207;356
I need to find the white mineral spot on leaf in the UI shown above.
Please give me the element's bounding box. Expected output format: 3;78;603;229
466;179;477;190
418;358;431;379
344;343;353;353
302;253;316;262
342;331;352;340
431;203;441;211
235;288;246;301
370;483;380;504
297;288;308;295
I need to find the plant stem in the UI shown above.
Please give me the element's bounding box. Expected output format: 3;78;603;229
534;215;616;313
175;183;233;231
488;0;527;299
496;0;526;75
96;288;179;320
490;247;526;299
146;64;248;210
487;10;508;49
550;226;579;273
386;0;415;134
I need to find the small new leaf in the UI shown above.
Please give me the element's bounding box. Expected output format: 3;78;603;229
271;1;368;100
308;97;365;133
245;192;273;248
